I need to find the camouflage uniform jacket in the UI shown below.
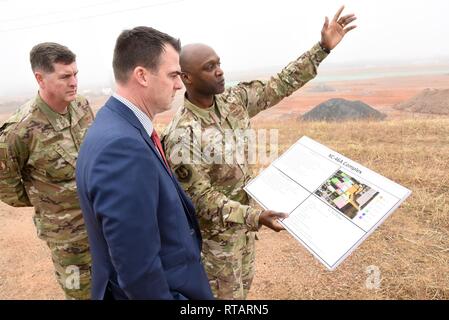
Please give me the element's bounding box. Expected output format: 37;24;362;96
162;42;328;241
0;94;94;243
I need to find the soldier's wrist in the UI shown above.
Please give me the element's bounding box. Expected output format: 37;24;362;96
246;206;262;232
319;41;331;54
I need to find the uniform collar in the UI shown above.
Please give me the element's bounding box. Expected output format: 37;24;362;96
35;94;84;131
184;93;230;126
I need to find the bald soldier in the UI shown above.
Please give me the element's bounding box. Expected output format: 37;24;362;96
0;43;93;299
162;6;357;299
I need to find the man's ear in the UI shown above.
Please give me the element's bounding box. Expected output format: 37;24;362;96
34;72;45;88
133;66;149;87
181;72;192;85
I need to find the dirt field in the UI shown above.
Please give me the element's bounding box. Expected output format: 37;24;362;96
1;74;448;300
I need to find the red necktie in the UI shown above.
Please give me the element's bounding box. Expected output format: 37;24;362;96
151;129;171;174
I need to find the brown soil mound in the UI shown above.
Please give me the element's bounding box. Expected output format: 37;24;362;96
394;89;449;115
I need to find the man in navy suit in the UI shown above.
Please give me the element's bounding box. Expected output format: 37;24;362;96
76;26;213;300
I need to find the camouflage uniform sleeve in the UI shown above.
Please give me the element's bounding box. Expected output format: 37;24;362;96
231;42;329;118
85;97;95;119
165;128;262;232
0;131;31;207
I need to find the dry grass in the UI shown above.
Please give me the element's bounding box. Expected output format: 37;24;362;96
243;116;449;299
1;109;448;300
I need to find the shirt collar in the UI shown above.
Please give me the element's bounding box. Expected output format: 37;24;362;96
113;92;154;138
183;96;214;125
35;93;84;132
183;93;232;127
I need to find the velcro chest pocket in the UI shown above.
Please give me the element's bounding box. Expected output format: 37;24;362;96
31;142;76;182
45;144;76;181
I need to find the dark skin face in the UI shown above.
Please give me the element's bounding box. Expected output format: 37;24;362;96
180;44;225;109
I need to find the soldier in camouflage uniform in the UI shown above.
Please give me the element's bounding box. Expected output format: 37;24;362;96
0;43;94;299
162;6;357;299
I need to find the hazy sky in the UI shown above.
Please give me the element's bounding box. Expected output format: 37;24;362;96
1;0;448;97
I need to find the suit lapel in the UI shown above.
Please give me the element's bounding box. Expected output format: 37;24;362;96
146;136;198;229
142;130;198;230
171;178;201;232
105;97;199;231
105;97;172;176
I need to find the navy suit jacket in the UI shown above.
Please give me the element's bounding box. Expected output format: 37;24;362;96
76;97;213;300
